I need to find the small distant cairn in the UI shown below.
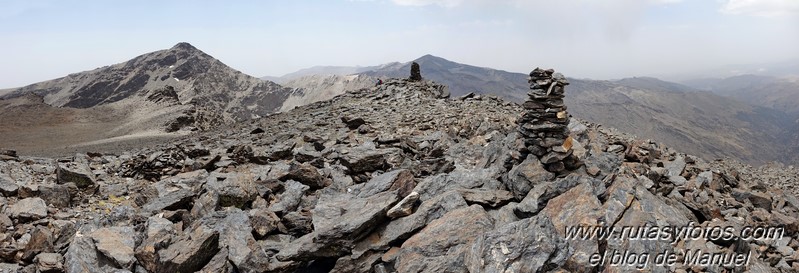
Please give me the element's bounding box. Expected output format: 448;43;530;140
518;68;580;173
409;62;422;82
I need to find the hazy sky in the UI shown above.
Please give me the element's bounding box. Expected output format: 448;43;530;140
0;0;797;88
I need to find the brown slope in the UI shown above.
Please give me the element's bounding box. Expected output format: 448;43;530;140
567;79;793;164
0;92;195;157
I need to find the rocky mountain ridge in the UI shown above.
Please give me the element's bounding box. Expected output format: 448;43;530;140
0;43;300;157
0;73;798;272
1;42;293;125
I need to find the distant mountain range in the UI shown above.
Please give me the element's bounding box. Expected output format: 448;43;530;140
664;59;799;81
361;54;529;101
261;63;399;84
683;74;799;116
280;55;799;165
2;44;797;164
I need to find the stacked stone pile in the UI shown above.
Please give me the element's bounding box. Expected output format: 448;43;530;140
518;68;580;173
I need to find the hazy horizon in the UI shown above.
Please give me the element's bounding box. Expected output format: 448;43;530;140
1;0;797;88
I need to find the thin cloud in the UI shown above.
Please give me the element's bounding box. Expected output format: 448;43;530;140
720;0;799;17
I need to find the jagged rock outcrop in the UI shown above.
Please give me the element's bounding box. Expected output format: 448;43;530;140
0;74;797;273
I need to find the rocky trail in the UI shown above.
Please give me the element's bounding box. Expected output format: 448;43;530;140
1;70;798;272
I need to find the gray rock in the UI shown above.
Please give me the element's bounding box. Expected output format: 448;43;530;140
56;162;96;189
9;197;48;221
38;184;71;208
34;252;64;273
268;180;309;215
353;190;468;259
514;174;592;218
22;226;54;263
158;223;220;273
199;248;236;273
607;144;624;153
413;168;499;201
197;247;236;273
250;208;280;239
0;263;21;273
317;190;400;242
457;188;514;208
0;213;11;233
541;150;572;164
277;191;400;261
135;216;177;273
91;226;136;269
669;175;687;186
696;170;713;188
0;173;18;197
394;205;494;273
205;172;257;208
51;220;76;253
206;209;257;269
341;148;389;173
341;116;367;130
665;155;686;177
486;202;520;227
600;181;688;273
465;215;570;273
65;236;109;273
330;250;382;273
583;151;621;179
279;211;314;236
731;188;772;211
190;191;219;220
266;141;298;161
506;155;554;199
356;169;414;198
142;188;195;214
279;163;327;189
0;241;18;264
540;182;602;270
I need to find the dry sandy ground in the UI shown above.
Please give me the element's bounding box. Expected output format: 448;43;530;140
0;95;189;158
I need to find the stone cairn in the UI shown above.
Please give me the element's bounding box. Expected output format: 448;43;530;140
409;62;422;82
518;68;580;173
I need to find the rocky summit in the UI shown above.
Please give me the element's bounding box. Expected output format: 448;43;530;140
0;67;798;273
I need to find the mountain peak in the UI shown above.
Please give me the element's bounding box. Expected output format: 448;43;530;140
170;42;199;51
416;54;447;62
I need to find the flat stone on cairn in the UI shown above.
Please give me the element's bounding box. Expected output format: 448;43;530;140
518;68;580;173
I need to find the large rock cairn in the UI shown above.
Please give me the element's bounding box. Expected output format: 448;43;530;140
518;68;580;173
